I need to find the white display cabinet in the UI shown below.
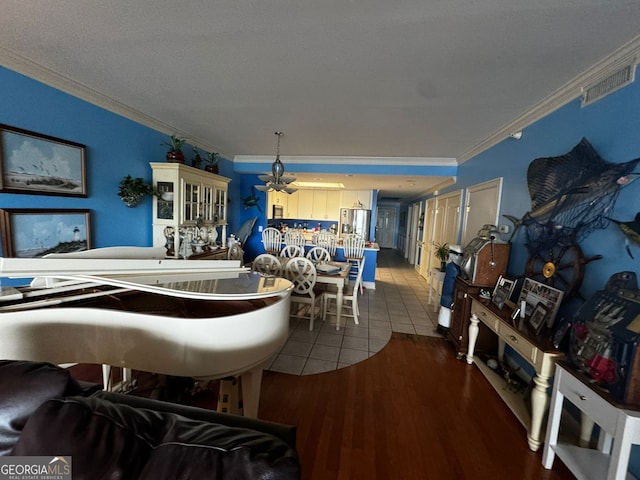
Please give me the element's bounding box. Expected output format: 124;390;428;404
150;162;230;258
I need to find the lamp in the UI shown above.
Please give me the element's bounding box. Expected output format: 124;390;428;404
254;131;297;194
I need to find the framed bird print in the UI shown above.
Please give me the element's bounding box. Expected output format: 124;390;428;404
0;123;87;197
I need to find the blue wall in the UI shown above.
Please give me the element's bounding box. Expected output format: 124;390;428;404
0;67;238;256
422;79;640;301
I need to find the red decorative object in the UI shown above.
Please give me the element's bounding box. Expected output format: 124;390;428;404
166;151;185;163
205;164;219;174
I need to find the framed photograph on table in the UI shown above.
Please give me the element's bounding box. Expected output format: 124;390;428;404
529;303;549;334
0;124;87;197
516;278;564;329
491;275;516;310
0;209;91;258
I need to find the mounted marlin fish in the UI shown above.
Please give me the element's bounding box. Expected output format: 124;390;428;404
504;138;640;250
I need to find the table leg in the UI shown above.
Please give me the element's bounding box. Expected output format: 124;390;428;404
335;280;344;331
466;313;479;365
528;372;551;451
240;365;263;418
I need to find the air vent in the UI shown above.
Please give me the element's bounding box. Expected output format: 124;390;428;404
582;63;636;107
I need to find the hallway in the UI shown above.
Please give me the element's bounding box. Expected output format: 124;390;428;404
267;248;443;375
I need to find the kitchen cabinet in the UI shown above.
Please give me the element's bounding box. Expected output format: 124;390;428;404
297;190;314;219
151;162;230;258
285;191;299;218
267;191;289;219
341;190;372;209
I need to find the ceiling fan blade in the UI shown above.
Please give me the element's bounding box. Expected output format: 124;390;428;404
258;175;275;183
254;184;270;192
280;176;296;184
283;187;298;194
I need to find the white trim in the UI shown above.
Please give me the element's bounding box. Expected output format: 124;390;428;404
0;45;223;155
234;155;457;166
458;34;640;164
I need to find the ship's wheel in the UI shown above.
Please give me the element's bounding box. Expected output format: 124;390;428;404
524;242;602;299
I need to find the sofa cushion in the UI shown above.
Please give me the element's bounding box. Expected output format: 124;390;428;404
0;360;90;455
13;396;301;480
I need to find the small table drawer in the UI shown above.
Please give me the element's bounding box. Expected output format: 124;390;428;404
471;301;499;332
557;365;619;433
499;321;537;364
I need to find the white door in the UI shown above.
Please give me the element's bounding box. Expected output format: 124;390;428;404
407;203;420;264
414;201;425;272
376;207;396;248
419;198;436;280
432;190;463;265
461;178;503;247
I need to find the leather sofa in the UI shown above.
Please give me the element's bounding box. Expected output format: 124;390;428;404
0;360;301;479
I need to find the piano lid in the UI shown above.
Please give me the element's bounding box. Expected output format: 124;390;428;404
0;257;293;302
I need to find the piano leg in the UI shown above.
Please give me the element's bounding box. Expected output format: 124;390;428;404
101;364;134;393
240;364;265;418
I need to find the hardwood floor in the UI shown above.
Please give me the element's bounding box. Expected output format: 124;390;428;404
258;333;575;480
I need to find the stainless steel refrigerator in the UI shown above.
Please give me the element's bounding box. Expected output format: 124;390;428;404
339;208;372;241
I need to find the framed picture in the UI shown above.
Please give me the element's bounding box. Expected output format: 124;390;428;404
529;303;549;334
0;209;91;258
516;277;564;329
491;275;516;310
0;124;87;197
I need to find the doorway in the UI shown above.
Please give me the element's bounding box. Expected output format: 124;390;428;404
376;207;396;248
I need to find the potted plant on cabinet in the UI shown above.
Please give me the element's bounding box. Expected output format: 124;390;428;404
434;242;449;272
162;134;187;163
118;175;154;207
205;151;219;174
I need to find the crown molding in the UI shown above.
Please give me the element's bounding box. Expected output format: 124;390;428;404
0;45;222;154
234;155;457;166
458;33;640;163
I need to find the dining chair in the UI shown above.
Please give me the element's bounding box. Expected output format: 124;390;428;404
343;234;366;294
227;243;244;261
322;256;366;328
284;257;319;331
306;246;331;264
261;227;283;255
284;230;306;250
315;231;337;258
280;244;303;259
251;253;282;276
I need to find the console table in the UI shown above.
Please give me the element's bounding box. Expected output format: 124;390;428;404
543;361;640;480
466;295;562;451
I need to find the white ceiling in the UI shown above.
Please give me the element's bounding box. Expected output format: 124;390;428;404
1;1;640;199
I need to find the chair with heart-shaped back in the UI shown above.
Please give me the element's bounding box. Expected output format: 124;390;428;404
280;244;303;259
306;246;331;264
284;256;319;330
251;253;282;276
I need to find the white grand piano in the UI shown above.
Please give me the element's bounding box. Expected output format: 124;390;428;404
0;247;293;418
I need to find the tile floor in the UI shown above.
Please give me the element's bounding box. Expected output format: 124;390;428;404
267;248;443;375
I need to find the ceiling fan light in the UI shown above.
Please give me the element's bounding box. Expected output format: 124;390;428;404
283;187;298;194
254;184;270;192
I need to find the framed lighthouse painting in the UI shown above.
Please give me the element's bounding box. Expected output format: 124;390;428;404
0;209;91;258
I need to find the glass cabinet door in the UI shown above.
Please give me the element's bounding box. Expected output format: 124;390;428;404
215;188;226;223
183;181;200;222
201;185;214;222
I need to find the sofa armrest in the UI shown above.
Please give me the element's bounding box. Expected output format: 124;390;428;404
95;390;297;449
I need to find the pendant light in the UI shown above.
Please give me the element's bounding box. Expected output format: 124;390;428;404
254;131;297;194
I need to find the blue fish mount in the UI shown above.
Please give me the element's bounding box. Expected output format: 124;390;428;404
243;186;262;212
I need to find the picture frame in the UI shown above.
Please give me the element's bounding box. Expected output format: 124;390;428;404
0;209;91;258
516;277;564;329
491;275;516;310
529;303;549;334
0;124;87;197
